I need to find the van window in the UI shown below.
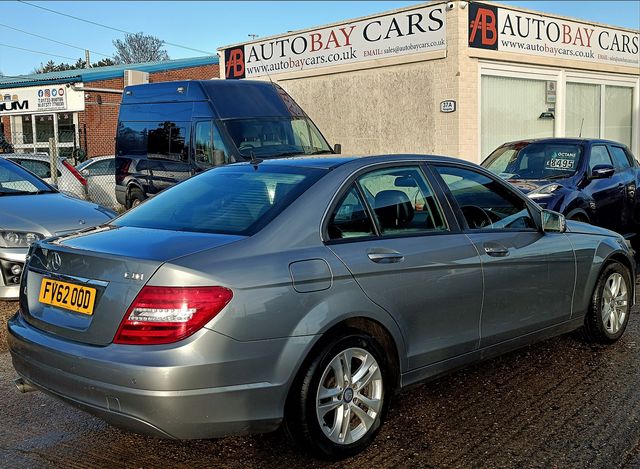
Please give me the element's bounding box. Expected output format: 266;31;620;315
117;121;189;162
194;121;229;168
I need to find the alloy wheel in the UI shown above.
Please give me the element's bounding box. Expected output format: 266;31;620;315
315;347;384;445
602;272;628;334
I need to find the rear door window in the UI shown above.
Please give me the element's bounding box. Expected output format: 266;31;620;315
610;146;632;169
357;166;447;236
327;186;375;240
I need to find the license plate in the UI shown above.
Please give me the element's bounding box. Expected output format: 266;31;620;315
38;278;97;315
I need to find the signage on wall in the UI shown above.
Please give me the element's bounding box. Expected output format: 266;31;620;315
222;4;447;79
468;2;640;69
0;85;81;116
440;100;456;113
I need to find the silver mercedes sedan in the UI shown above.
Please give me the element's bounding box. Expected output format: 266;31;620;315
8;155;634;458
0;158;115;299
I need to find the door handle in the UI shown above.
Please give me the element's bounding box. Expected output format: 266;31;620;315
484;244;509;257
367;251;404;263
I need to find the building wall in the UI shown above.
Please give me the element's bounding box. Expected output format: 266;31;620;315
81;63;219;157
256;5;478;161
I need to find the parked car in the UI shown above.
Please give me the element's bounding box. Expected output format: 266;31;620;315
115;79;335;208
482;138;639;238
2;152;89;200
0;158;116;299
76;155;119;209
9;155;634;458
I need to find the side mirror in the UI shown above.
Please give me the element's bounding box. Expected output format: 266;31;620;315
80;169;89;177
541;209;566;233
334;143;342;154
213;149;225;166
591;164;615;179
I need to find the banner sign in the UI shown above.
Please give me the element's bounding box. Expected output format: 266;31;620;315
223;4;446;79
0;85;74;116
468;2;640;69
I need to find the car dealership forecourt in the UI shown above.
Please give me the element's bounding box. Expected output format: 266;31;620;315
220;0;639;162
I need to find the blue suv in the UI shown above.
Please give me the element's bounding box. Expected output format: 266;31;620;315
482;138;639;238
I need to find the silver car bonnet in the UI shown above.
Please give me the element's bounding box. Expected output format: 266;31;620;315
21;225;245;346
0;193;111;236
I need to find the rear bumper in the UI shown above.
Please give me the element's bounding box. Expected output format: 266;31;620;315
8;313;315;439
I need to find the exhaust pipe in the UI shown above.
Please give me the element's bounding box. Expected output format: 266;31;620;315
14;377;38;393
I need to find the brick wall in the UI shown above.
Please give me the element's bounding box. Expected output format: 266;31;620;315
80;63;219;157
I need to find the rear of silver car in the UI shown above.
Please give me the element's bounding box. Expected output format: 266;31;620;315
8;236;311;438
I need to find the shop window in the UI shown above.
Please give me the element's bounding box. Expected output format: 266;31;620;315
566;83;600;138
604;86;633;147
57;113;75;143
21;115;33;144
35;114;54;143
481;76;554;157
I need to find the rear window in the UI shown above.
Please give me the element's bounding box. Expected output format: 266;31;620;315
113;164;326;235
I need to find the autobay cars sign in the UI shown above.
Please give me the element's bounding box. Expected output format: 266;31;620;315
223;4;446;79
468;2;640;69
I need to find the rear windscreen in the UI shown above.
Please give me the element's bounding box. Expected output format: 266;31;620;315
113;164;327;235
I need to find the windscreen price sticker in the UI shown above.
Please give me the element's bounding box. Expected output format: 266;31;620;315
546;152;577;170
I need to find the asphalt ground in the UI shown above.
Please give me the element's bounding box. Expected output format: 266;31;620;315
3;294;640;468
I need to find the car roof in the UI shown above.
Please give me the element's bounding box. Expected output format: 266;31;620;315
500;137;629;147
231;154;468;170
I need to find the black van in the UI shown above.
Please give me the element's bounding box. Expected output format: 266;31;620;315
115;80;335;208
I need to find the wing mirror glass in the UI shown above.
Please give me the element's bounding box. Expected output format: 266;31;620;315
591;164;615;179
541;209;566;233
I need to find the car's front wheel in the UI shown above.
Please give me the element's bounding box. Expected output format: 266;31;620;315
584;262;632;343
285;333;389;459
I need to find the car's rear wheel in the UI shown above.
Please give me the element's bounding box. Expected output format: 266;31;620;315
284;333;389;459
583;262;632;343
127;187;145;209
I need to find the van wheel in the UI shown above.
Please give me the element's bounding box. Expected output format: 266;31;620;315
284;333;389;459
583;262;632;344
127;188;145;209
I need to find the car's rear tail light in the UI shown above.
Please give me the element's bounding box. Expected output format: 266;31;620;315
114;286;233;345
63;160;87;186
115;160;131;185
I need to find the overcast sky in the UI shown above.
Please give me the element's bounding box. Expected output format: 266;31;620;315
0;1;638;77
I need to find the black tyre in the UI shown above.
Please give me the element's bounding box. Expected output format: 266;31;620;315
583;262;632;343
127;187;145;209
284;333;390;459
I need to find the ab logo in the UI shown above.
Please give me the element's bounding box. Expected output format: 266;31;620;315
469;2;498;50
225;47;246;79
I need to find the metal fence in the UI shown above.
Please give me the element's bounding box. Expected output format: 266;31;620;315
1;131;121;211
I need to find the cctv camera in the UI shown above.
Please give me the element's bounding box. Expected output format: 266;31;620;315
446;1;455;10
